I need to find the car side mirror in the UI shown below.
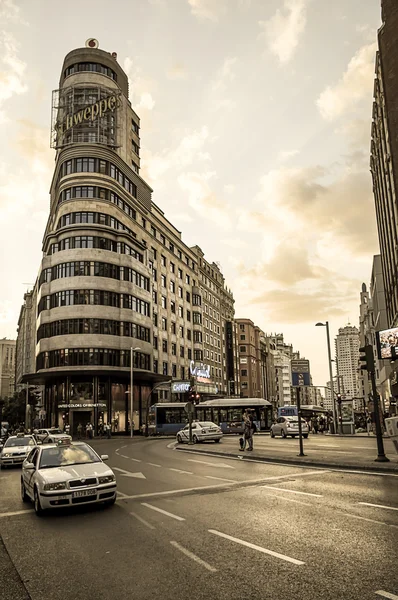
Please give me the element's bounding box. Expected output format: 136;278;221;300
101;454;109;461
36;440;43;445
24;462;35;470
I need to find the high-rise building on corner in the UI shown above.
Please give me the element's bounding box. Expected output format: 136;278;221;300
16;41;234;434
370;0;398;329
335;325;361;410
0;338;16;399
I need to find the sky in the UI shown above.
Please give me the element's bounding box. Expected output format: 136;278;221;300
0;0;383;389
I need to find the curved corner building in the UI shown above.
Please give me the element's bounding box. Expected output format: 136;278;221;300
23;41;237;434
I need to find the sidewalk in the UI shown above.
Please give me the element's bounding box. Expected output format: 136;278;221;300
175;437;398;473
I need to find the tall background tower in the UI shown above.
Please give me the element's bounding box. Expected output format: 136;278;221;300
335;324;361;410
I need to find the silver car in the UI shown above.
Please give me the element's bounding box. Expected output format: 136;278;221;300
0;434;37;468
176;421;223;444
33;428;72;444
270;416;309;439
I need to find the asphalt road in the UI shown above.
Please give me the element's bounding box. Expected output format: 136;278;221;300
0;438;397;600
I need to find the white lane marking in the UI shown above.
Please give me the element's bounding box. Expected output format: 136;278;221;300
120;445;128;449
167;441;178;449
309;444;340;448
332;469;398;478
130;511;156;530
358;502;398;512
120;455;129;459
188;459;235;469
0;510;33;518
375;591;398;600
117;490;128;497
340;512;398;529
263;470;328;481
170;541;217;573
113;467;146;479
147;463;162;468
352;446;375;450
205;476;237;483
116;448;121;452
141;502;185;521
266;494;312;507
261;485;322;498
208;530;304;565
169;468;194;475
130;457;142;463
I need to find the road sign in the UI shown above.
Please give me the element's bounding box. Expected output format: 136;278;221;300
291;359;311;387
184;402;194;415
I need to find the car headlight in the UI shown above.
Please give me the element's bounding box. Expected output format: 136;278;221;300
43;482;67;491
2;453;11;457
98;474;115;484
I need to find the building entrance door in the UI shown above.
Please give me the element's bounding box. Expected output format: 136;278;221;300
71;411;92;438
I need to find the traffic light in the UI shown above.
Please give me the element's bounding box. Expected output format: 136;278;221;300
194;393;200;405
359;345;374;372
337;393;342;404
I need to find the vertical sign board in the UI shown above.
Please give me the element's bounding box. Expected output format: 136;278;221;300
291;359;311;387
225;321;235;395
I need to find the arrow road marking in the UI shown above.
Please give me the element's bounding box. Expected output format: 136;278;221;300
358;502;398;512
113;467;146;479
170;541;217;572
375;592;398;600
187;459;235;469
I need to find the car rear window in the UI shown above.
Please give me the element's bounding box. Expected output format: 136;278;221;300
198;422;217;427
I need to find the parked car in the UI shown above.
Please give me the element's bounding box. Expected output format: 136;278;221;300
176;421;223;444
270;416;309;439
33;428;72;444
0;434;37;468
21;438;117;516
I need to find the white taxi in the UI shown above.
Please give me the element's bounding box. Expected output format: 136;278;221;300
0;434;37;468
176;421;223;444
33;428;72;444
21;439;117;516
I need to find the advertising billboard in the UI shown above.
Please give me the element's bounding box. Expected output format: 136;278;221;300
376;326;398;359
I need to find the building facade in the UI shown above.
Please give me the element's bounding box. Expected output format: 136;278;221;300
370;0;398;329
15;290;37;389
335;325;361;410
0;339;16;399
17;41;234;434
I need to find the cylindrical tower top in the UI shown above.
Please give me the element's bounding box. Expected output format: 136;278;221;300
59;44;129;97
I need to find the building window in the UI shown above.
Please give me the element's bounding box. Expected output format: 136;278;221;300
170;262;175;274
153;359;158;373
187;310;191;322
162;339;168;352
240;335;245;340
178;287;183;298
161;275;166;287
170;281;175;293
151;225;156;237
241;370;247;377
153;336;158;349
172;364;177;378
188;349;192;360
186;292;191;303
163;362;168;375
193;331;202;343
194;350;203;361
179;326;184;338
239;324;245;331
178;268;183;279
169;242;174;252
180;346;184;358
178;306;183;318
161;255;166;267
185;274;190;285
160;234;166;245
161;317;167;331
240;346;247;352
187;329;192;341
161;296;167;309
170;301;176;313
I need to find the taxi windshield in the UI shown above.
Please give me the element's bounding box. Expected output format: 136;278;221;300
39;444;100;469
4;437;35;447
47;429;62;434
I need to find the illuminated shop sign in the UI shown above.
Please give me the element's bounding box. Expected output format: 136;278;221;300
189;361;211;382
58;403;107;409
55;94;120;136
171;381;191;394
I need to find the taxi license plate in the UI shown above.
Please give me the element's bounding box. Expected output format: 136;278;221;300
72;489;97;498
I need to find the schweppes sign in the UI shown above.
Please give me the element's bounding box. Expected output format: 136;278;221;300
56;93;120;136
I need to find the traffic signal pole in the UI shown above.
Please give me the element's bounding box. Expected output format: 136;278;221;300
359;344;389;463
296;387;306;457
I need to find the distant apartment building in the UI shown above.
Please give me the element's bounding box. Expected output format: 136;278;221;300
269;334;293;407
335;325;361;410
235;319;276;403
15;290;37;389
0;338;16;399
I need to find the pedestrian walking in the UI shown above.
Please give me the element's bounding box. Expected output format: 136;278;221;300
77;423;83;440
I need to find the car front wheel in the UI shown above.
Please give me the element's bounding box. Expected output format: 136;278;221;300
303;434;309;439
270;430;275;438
34;487;45;516
214;439;220;443
21;479;29;503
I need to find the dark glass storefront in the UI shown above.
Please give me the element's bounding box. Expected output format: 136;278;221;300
43;375;152;436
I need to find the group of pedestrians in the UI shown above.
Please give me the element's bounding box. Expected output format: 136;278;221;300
74;422;112;440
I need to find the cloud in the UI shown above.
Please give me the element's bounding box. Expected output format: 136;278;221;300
177;171;232;229
209;57;238;111
335;119;371;149
317;42;376;120
187;0;227;22
0;0;27;24
167;64;188;80
0;32;27;123
224;184;235;193
259;0;309;64
277;149;299;162
136;92;156;110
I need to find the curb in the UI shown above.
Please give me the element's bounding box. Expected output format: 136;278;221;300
175;446;398;474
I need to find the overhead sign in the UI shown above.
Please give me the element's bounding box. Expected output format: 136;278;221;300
171;381;191;394
196;383;218;395
55;94;120;137
189;361;211;383
58;403;107;409
291;359;311;387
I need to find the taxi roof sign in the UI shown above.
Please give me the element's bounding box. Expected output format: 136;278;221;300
57;438;72;446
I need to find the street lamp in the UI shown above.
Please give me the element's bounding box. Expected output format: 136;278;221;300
129;347;141;438
315;321;337;433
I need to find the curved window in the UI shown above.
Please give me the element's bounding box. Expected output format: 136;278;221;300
49;236;143;262
57;211;136;239
39;260;150;290
37;319;150;343
38;289;150;317
37;349;150;371
58;186;137;220
59;158;137;199
64;62;117;81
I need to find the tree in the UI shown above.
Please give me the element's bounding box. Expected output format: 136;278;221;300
1;389;39;427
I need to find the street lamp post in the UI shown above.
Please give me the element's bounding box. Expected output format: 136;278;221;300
316;321;337;434
129;347;141;438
